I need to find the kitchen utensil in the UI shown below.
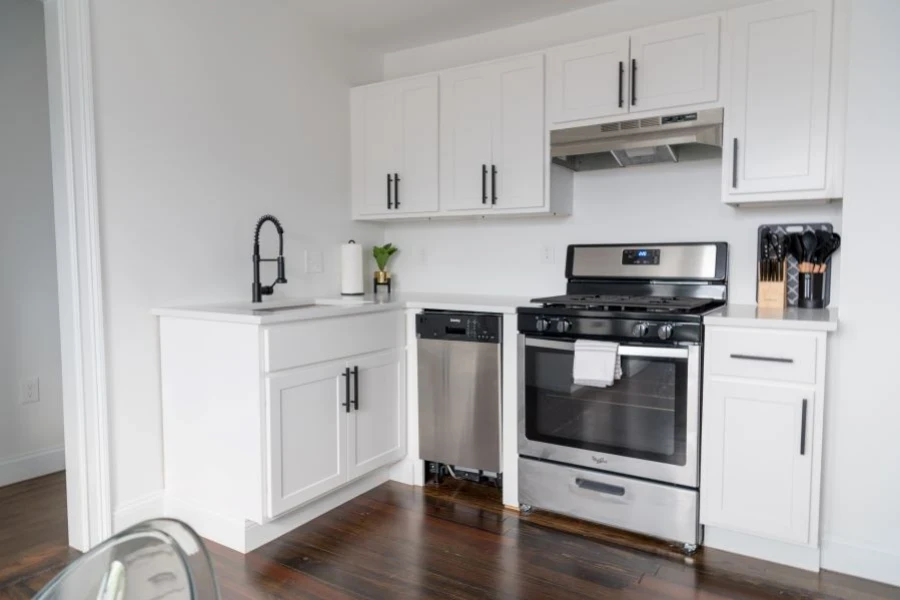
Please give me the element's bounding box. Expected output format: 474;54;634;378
815;233;841;273
801;231;818;273
799;272;826;308
758;223;834;307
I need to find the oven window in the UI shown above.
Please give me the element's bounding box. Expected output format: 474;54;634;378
524;344;688;465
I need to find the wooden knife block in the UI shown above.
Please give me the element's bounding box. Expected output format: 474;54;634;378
757;261;787;309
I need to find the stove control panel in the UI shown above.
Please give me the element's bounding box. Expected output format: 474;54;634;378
518;313;701;345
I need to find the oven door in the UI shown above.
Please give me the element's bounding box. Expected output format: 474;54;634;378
518;336;700;487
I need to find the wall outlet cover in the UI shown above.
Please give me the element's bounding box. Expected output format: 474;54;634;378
22;378;40;405
541;245;555;265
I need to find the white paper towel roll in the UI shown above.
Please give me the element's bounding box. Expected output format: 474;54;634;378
341;240;364;295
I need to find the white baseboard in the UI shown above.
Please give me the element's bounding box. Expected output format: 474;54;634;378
166;466;392;554
389;458;423;486
821;537;900;588
0;447;65;488
112;490;165;533
704;526;821;572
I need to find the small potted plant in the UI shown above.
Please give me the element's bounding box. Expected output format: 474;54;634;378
373;243;398;288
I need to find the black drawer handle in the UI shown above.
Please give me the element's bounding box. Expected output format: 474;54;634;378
386;174;393;209
482;164;488;204
617;61;624;108
631;58;637;106
491;165;497;205
352;366;359;411
341;368;351;413
575;478;625;497
729;353;794;364
393;173;400;209
732;138;739;188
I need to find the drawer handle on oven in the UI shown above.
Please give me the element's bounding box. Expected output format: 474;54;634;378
575;478;625;497
729;353;794;364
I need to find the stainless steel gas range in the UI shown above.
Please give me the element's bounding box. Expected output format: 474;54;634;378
516;242;728;551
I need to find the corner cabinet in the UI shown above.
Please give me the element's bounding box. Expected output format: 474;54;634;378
700;323;832;570
722;0;846;204
546;15;720;127
351;76;440;218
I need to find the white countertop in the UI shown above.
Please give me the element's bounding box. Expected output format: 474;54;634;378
152;292;535;325
704;304;838;332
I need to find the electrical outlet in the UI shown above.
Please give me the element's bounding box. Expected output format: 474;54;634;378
305;250;324;274
541;245;555;265
22;378;40;405
419;248;428;266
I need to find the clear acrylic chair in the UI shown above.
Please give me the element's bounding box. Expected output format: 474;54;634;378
35;518;219;599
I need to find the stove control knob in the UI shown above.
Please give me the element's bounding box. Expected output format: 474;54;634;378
556;319;572;333
535;318;552;332
632;322;650;337
658;323;674;341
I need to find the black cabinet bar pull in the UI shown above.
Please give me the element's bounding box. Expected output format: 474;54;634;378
575;478;626;497
341;368;351;413
393;173;400;209
729;353;794;364
482;164;488;204
386;174;393;209
732;138;739;188
352;366;360;411
631;59;637;106
491;165;498;205
618;61;624;108
800;399;808;455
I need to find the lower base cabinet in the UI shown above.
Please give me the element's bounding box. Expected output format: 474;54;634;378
265;349;406;520
700;380;814;544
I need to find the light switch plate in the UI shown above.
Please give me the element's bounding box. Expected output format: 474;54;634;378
306;250;324;274
22;377;40;404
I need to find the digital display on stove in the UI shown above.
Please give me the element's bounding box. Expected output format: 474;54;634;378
622;248;661;265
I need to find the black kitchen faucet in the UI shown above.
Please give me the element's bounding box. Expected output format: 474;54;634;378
252;214;287;303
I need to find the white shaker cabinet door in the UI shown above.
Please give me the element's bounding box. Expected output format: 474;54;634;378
440;65;495;211
353;83;401;216
490;54;546;210
395;76;439;214
546;34;630;125
700;379;814;544
265;361;349;519
725;0;833;196
629;16;720;113
347;349;406;480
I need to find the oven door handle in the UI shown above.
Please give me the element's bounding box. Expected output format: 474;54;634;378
524;337;689;359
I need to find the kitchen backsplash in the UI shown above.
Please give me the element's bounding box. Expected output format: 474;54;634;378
384;159;843;305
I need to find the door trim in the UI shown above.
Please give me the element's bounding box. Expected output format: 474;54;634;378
43;0;113;551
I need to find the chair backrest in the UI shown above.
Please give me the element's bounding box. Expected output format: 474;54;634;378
35;519;219;599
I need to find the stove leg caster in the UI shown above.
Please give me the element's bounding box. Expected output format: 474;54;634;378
682;543;698;556
519;504;533;514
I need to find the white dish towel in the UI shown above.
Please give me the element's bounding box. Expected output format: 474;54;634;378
572;340;622;388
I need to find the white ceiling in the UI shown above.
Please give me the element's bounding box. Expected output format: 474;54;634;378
298;0;614;52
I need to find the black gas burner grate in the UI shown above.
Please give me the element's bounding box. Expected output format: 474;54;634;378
531;294;717;314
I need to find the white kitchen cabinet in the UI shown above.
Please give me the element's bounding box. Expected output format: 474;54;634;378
351;76;439;218
629;17;720;113
723;0;842;203
440;54;546;213
266;362;349;519
701;379;814;544
546;34;630;125
347;349;407;480
546;16;719;127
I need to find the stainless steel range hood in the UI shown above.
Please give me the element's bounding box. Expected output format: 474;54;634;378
551;108;723;171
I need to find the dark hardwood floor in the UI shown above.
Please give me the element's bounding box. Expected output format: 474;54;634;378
2;473;898;599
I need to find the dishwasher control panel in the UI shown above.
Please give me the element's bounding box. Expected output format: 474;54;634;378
416;312;501;343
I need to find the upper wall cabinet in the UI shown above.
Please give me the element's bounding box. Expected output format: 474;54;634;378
547;16;720;127
440;55;554;214
723;0;844;204
351;76;439;219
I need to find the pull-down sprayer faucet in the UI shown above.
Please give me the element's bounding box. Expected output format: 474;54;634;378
252;214;287;303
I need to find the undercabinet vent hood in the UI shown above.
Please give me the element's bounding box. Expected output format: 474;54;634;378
551;108;723;171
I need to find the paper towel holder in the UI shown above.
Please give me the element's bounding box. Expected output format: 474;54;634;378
341;240;366;297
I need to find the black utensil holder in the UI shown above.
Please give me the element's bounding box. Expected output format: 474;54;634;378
799;273;825;309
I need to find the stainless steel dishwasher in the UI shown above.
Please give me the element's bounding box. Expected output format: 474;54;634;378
417;311;502;474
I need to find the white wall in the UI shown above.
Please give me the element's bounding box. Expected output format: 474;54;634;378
89;0;383;514
0;0;65;484
819;0;900;587
386;160;841;304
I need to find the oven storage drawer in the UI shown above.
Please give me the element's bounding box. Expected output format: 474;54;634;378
518;458;699;545
704;327;817;384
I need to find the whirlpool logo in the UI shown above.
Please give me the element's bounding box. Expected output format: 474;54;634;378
592;456;609;465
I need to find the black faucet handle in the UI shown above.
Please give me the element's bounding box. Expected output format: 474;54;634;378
276;256;287;284
260;285;275;296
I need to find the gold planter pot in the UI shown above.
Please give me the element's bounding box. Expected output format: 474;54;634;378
375;270;391;284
